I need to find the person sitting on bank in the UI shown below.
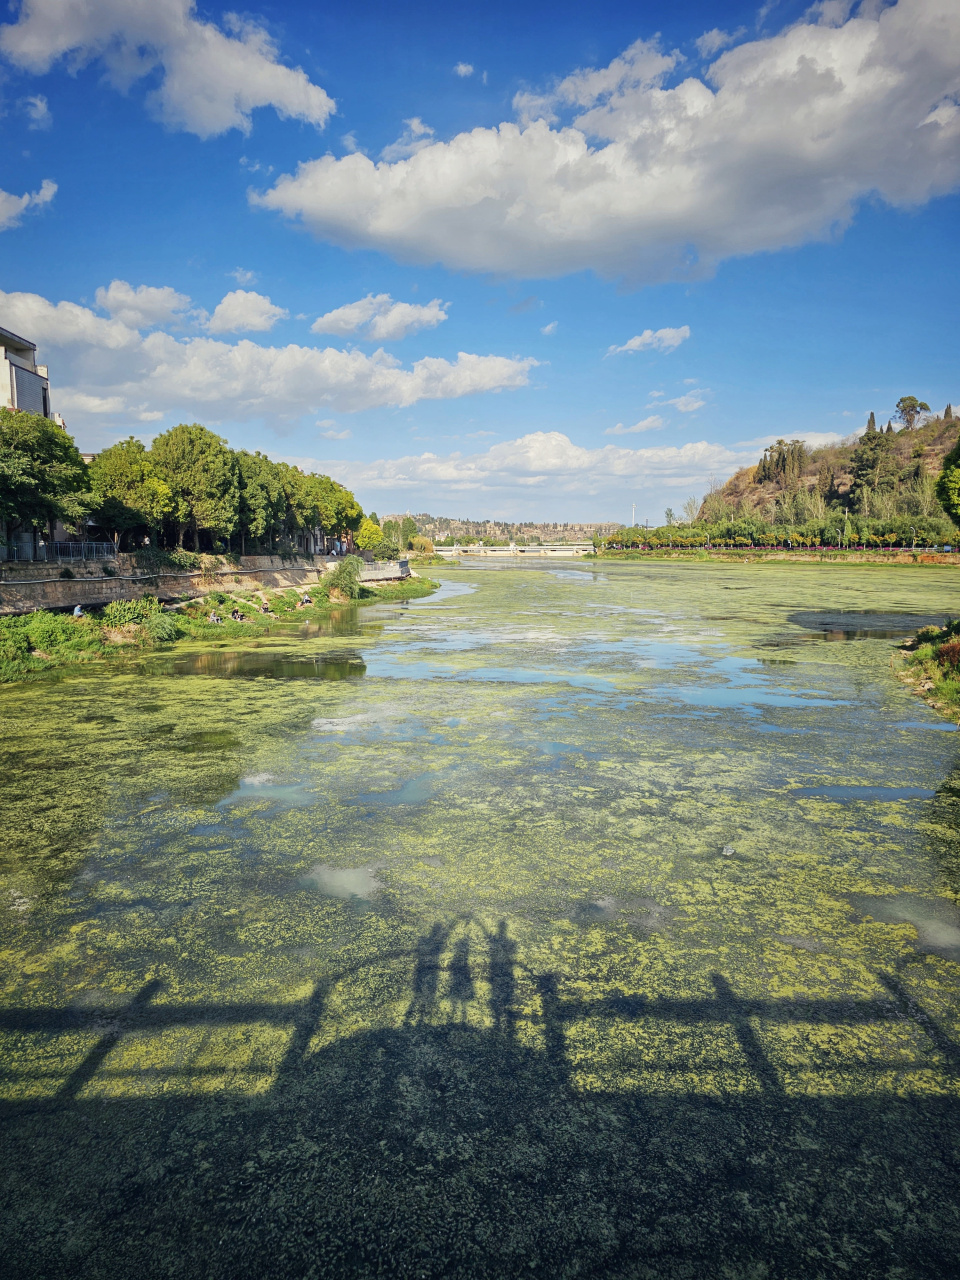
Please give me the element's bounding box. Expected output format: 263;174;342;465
297;592;312;608
73;604;84;617
230;607;243;621
260;600;271;614
208;609;222;624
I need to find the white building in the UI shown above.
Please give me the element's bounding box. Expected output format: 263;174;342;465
1;324;52;418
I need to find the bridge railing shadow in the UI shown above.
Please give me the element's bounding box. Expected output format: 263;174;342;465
0;918;957;1106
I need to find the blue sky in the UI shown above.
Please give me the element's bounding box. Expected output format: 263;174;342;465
1;0;958;523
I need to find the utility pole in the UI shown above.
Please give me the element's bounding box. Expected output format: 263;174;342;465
631;503;636;527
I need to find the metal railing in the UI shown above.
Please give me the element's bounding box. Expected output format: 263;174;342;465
47;541;117;561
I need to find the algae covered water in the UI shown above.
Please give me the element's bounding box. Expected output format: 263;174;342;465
2;561;960;1279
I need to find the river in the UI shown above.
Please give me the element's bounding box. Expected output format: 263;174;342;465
2;560;960;1278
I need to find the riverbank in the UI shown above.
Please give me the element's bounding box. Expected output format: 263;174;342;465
897;621;960;721
0;574;437;682
593;547;960;565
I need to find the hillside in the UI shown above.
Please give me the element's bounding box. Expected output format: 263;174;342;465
707;406;959;525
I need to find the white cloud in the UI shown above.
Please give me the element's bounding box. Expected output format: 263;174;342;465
95;279;191;328
207;289;288;333
229;267;256;285
454;62;474;78
381;117;435;162
608;326;691;355
739;430;848;448
311;293;448;341
255;0;960;282
19;93;52;129
695;28;745;58
667;392;707;412
0;178;56;231
0;0;334;138
319;426;352;440
0;287;535;426
309;431;757;507
604;415;664;435
540;321;558;335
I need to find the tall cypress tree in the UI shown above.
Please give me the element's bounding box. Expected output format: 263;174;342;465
866;411;876;433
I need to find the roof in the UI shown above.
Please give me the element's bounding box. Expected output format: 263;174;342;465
0;325;37;354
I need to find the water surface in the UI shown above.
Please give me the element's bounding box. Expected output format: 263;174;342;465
2;561;960;1278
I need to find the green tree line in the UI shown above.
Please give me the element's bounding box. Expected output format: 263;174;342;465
0;410;364;554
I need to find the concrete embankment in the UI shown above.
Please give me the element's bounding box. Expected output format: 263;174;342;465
0;555;409;615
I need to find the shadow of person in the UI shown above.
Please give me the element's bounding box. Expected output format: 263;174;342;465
447;937;474;1021
487;919;517;1035
404;921;451;1024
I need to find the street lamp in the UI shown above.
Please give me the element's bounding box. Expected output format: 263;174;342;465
910;526;916;551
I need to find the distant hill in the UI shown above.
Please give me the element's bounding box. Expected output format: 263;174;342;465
702;408;959;527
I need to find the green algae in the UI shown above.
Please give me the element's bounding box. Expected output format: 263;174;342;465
2;561;960;1277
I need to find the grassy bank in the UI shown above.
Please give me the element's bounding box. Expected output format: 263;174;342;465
0;574;436;683
593;547;959;564
897;621;960;720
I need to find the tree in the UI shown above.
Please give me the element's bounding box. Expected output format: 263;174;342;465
681;495;699;523
400;515;418;548
936;437;960;528
895;396;930;430
235;450;285;552
355;517;384;550
850;429;897;514
150;423;238;549
865;411;876;434
664;507;676;525
88;438;172;548
0;407;89;543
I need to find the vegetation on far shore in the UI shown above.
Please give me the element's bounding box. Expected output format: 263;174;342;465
597;401;960;555
0;560;437;683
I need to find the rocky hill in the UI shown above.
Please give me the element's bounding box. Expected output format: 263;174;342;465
707;406;959;523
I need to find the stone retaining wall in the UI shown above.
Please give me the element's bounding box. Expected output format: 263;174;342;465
0;555;409;615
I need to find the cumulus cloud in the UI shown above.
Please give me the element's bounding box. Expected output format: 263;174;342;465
381;117;435;162
604;415;664;435
95;279;191;328
311;293;448;341
667;392;706;412
608;326;690;355
0;178;56;231
454;62;474;77
229;267;256;285
695;28;745;58
310;431;757;505
19;92;52;128
207;289;288;333
540;321;558;335
740;430;848;448
319;425;351;440
0;286;535;426
0;0;334;138
254;0;960;282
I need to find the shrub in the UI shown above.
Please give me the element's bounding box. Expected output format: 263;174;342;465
134;547;203;573
411;535;435;555
916;625;944;643
937;640;960;670
59;568;74;580
101;595;162;626
101;564;116;577
143;611;178;642
0;618;29;663
326;554;362;599
25;610;75;652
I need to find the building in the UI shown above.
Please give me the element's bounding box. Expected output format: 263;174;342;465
1;325;52;418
